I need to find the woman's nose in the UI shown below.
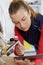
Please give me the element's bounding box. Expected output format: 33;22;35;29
20;22;24;28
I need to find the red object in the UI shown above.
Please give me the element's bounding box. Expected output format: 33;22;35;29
14;44;20;56
35;58;43;65
35;25;43;65
38;25;43;54
14;26;24;55
14;26;24;45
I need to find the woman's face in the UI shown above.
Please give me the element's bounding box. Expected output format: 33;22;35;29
11;8;31;31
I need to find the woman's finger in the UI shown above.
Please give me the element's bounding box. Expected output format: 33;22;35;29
14;59;25;65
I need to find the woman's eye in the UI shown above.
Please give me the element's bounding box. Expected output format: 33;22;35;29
12;20;19;24
22;18;26;21
15;21;20;24
15;22;19;24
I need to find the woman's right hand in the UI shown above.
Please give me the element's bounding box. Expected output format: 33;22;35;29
14;59;35;65
14;44;24;56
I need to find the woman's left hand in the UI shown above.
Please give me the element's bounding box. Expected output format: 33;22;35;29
14;59;35;65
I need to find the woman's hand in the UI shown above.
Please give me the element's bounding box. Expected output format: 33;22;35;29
39;62;43;65
14;44;24;56
14;59;35;65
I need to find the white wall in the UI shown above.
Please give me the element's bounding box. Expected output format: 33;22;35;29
0;0;14;42
39;0;43;15
26;0;43;15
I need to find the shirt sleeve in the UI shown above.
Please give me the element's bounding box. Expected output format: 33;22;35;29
36;14;43;25
14;26;24;45
38;25;43;54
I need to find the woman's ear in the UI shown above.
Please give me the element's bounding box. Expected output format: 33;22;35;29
29;10;31;17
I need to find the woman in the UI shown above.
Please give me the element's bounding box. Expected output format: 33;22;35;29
9;0;43;65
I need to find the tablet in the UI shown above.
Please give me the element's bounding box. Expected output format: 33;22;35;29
14;54;43;60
